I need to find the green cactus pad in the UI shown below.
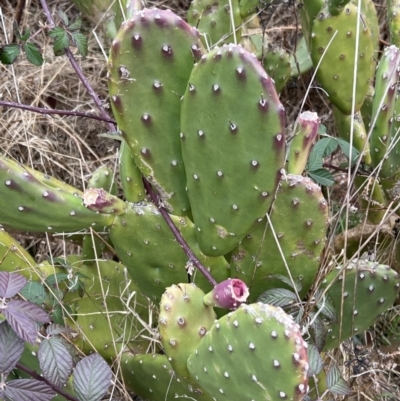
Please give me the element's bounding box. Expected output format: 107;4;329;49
119;141;146;202
188;0;242;48
63;258;151;361
108;8;204;215
287;111;320;175
159;283;216;387
321;259;400;350
187;303;309;401
88;165;117;194
181;44;286;257
120;353;214;401
388;0;400;46
0;229;37;277
110;202;229;302
310;2;375;114
262;45;291;93
370;45;400;179
231;174;328;302
0;156;114;232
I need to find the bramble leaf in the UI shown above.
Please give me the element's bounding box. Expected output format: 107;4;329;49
0;44;20;64
0;272;27;298
20;281;47;305
0;321;25;375
73;353;112;401
308;168;335;186
326;365;351;395
23;42;43;66
48;27;69;56
258;288;298;308
71;32;88;57
68;18;82;31
39;336;73;388
4;379;54;401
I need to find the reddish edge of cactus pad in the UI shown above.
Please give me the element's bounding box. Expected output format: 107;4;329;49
203;278;249;309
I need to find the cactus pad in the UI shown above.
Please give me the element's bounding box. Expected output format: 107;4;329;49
108;8;203;215
231;174;328;302
159;283;216;386
321;259;400;350
187;303;309;401
181;44;286;257
310;2;375;114
0;156;114;232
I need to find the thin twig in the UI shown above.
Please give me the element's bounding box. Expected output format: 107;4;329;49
39;0;116;133
0;100;116;124
15;362;79;401
143;179;217;287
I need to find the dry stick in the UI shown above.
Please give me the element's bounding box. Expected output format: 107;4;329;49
142;179;217;287
39;0;217;287
0;100;116;124
15;362;79;401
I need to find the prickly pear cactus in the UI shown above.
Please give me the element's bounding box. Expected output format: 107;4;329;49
0;156;114;232
108;8;203;215
159;283;216;390
320;259;400;350
109;201;229;302
388;0;400;46
287;111;320;175
187;303;309;401
187;0;242;48
119;353;213;401
310;2;375;114
261;45;291;93
181;44;286;257
231;174;329;302
62;258;151;361
370;45;400;179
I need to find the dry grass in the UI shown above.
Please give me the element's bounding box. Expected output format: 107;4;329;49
1;0;400;400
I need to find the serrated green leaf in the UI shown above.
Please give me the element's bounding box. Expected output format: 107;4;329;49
337;138;360;165
23;42;43;66
308;137;338;172
307;344;323;376
48;28;69;56
326;365;351;395
68;18;82;31
45;272;69;286
308;169;335;186
71;32;88;57
21;28;31;42
0;321;25;375
13;21;22;40
39;336;73;387
20;281;47;305
0;44;20;64
58;10;69;26
315;290;337;322
309;312;327;351
258;288;298;308
73;353;112;401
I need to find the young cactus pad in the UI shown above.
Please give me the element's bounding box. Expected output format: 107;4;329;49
187;303;309;401
310;2;375;114
0;156;114;232
180;44;286;257
159;283;216;387
231;174;328;302
108;8;203;215
320;259;400;350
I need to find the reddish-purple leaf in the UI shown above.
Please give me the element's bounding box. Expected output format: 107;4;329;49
73;353;112;401
0;272;27;298
7;299;50;323
4;302;42;344
5;379;55;401
0;320;25;374
39;337;73;388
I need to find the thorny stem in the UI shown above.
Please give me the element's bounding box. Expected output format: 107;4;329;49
0;100;116;124
143;179;218;287
39;0;218;286
15;362;79;401
39;0;115;133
